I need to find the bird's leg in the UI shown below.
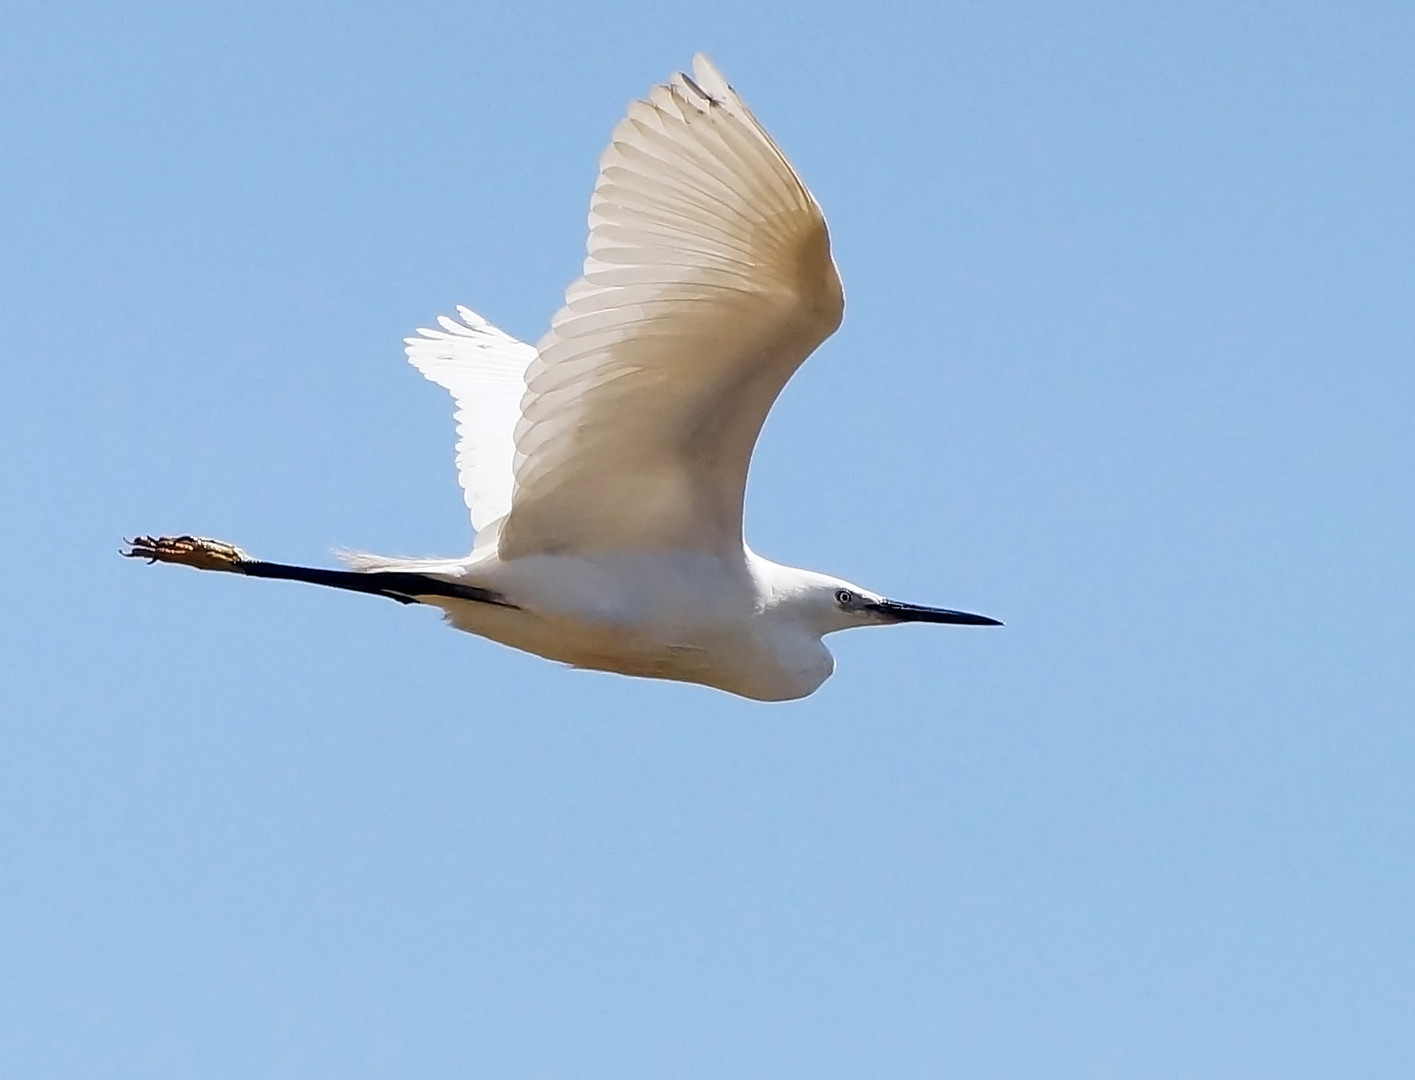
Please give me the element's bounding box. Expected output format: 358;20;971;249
122;534;517;609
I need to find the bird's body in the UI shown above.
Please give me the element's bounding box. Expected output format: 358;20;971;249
426;550;835;702
127;55;998;701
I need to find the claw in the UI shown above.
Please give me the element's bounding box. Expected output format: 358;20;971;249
122;534;250;571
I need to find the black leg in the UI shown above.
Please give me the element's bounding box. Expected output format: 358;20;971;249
122;534;517;609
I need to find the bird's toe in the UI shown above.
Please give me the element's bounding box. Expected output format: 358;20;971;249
122;534;250;571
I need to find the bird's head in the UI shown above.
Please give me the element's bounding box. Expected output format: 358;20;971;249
733;560;1001;700
761;564;1002;637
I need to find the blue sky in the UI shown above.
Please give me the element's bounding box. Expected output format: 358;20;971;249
3;1;1413;1076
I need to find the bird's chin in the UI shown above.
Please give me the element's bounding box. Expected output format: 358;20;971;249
866;599;1002;626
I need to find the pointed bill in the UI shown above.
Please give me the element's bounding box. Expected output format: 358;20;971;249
867;599;1002;626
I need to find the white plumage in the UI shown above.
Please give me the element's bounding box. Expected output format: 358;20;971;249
410;56;841;561
405;307;534;539
128;55;998;701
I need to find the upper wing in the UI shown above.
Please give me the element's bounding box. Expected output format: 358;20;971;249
405;306;537;543
498;54;844;559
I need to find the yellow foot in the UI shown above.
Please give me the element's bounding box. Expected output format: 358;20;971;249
122;534;250;571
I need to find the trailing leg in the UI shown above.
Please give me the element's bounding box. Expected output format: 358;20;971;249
122;534;516;608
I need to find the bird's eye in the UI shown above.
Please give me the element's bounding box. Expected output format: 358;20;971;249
835;588;854;606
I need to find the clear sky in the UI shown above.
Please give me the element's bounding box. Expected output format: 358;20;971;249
2;1;1412;1076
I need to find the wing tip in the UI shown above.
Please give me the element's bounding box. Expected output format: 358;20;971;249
691;54;726;88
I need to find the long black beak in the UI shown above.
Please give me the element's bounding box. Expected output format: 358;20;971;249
867;599;1003;626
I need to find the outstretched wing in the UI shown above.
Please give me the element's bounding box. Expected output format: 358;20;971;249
498;54;844;559
405;306;536;543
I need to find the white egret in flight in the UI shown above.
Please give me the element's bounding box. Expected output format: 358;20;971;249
126;54;999;701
